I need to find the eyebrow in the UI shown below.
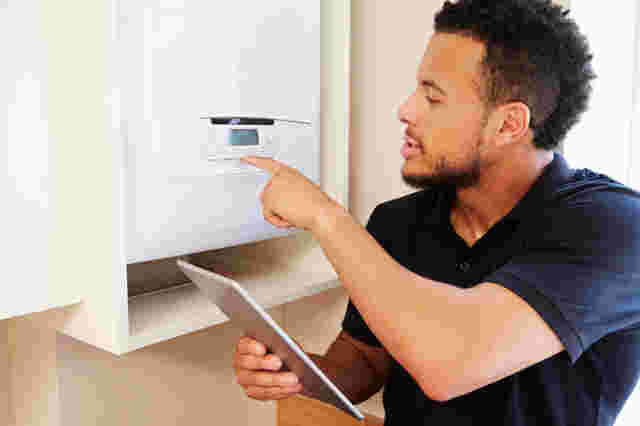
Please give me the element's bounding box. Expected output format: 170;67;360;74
421;79;448;97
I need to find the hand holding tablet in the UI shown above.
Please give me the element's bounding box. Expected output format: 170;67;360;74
176;259;364;420
234;335;304;400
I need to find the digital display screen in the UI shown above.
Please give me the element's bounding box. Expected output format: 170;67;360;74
229;129;259;146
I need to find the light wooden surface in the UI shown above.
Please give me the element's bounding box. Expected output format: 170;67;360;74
0;320;10;426
278;394;384;426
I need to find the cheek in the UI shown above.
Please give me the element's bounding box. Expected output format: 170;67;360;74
415;111;438;146
421;116;457;150
418;116;483;164
430;107;482;143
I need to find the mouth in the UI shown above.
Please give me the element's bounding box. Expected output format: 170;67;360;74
406;137;420;148
404;130;422;148
401;131;424;159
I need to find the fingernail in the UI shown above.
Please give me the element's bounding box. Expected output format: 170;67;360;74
241;156;255;164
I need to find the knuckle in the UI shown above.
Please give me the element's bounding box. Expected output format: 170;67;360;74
233;355;246;370
237;340;250;354
254;342;265;355
265;354;280;368
274;374;287;387
245;387;258;399
250;371;265;386
245;354;258;367
261;372;277;387
253;373;267;387
235;372;246;387
249;356;263;370
277;374;292;387
272;389;288;400
266;215;278;227
236;377;246;388
236;370;254;387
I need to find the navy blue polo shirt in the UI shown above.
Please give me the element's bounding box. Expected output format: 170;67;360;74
342;153;640;425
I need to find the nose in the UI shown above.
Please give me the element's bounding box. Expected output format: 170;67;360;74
397;92;415;125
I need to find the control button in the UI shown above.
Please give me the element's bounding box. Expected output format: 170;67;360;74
457;261;472;273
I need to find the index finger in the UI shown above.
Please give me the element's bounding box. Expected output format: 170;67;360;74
238;336;266;355
240;156;283;174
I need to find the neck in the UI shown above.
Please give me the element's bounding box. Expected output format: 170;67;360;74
450;148;554;246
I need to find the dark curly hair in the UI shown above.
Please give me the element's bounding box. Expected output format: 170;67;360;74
434;0;596;150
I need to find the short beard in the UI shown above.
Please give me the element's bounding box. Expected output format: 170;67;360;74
403;108;489;190
402;154;482;190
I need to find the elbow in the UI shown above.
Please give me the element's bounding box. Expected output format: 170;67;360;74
419;377;466;403
426;389;450;403
418;381;450;403
417;362;483;403
416;370;456;403
416;356;474;403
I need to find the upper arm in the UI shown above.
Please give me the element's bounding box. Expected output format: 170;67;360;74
440;191;640;401
440;282;565;401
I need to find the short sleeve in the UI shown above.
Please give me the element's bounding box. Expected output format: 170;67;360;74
485;189;640;365
341;205;385;347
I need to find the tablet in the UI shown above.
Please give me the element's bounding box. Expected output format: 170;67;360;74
176;259;365;421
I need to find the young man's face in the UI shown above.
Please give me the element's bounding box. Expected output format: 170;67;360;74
397;32;495;189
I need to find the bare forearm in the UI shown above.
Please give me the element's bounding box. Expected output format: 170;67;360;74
303;352;379;405
311;203;469;400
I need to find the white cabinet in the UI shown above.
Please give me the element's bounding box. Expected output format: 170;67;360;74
0;0;82;320
14;0;350;354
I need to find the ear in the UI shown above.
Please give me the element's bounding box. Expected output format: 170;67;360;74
496;102;531;146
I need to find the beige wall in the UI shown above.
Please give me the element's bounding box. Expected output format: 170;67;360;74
3;1;571;425
350;1;445;225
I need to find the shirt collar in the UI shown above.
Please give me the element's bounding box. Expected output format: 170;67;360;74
418;152;574;228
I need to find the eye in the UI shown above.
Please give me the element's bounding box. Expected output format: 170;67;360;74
424;88;440;104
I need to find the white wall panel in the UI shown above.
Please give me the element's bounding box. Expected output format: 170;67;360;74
0;0;81;320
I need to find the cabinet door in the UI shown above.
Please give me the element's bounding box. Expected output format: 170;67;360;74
0;0;81;319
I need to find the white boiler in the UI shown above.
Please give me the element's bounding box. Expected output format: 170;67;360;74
117;1;321;264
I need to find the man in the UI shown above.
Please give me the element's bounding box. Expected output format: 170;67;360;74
233;0;640;424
